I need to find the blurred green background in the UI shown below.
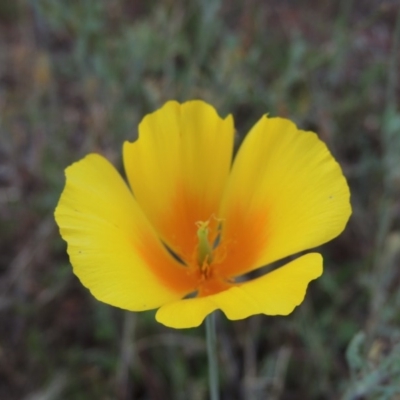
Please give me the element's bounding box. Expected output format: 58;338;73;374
1;1;400;399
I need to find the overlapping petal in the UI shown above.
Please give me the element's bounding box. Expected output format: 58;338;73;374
55;154;197;311
218;116;351;277
123;101;234;261
156;253;323;328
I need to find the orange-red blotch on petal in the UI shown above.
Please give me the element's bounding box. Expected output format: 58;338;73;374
137;228;199;294
217;203;270;278
154;181;221;265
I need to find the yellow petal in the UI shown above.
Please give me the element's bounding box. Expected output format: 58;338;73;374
123;100;234;262
55;154;197;311
218;117;351;277
156;253;323;329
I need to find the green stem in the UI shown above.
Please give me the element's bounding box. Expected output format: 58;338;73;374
206;312;220;400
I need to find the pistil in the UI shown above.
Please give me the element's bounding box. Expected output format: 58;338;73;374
196;220;214;269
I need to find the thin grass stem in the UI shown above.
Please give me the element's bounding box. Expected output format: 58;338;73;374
206;312;220;400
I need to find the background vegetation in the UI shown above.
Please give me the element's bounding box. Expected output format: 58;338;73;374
1;1;400;399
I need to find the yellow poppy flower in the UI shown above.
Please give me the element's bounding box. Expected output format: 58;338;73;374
55;100;351;329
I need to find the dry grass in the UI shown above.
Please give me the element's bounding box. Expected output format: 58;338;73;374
1;1;400;399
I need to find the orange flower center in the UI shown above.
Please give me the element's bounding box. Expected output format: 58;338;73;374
190;218;233;297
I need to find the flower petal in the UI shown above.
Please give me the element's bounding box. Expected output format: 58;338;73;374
55;154;197;311
123;100;234;261
218;117;351;277
156;253;323;328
